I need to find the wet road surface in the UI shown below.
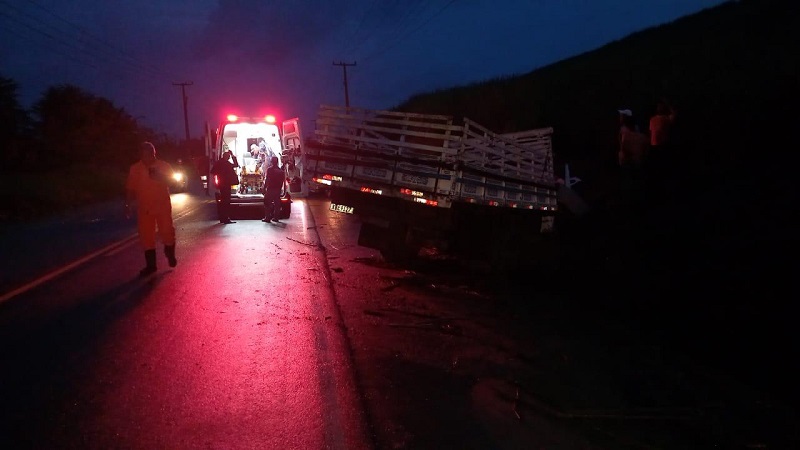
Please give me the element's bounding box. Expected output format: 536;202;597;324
0;195;370;449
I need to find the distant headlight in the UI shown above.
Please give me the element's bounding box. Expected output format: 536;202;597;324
173;172;184;182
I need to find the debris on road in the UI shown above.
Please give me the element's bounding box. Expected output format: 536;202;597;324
286;236;318;247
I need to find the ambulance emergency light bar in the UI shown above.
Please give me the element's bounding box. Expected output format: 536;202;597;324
226;114;276;124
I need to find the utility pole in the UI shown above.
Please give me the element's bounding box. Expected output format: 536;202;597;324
332;61;356;108
172;81;193;141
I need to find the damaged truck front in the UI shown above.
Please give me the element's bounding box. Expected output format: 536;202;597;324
303;104;558;267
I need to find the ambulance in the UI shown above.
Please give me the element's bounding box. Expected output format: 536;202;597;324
203;114;304;215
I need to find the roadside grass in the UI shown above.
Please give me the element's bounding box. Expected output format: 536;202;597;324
0;164;126;222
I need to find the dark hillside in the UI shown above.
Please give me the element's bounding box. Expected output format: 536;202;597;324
397;0;797;197
396;0;799;402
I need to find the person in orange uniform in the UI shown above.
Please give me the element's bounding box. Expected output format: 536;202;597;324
125;141;177;276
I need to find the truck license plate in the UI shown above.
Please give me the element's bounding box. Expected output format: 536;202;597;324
330;203;355;214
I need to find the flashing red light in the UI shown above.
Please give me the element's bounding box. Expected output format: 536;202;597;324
400;188;424;197
415;198;438;207
360;186;383;195
264;115;276;123
226;114;239;122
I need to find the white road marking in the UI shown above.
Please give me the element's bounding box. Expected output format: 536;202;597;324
0;205;202;304
0;234;137;304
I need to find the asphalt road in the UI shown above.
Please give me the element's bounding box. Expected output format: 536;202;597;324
0;192;370;449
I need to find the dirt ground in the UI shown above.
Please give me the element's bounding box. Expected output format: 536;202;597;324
309;191;799;449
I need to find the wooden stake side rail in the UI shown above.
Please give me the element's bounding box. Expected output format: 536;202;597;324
460;118;554;185
307;104;558;210
314;105;464;159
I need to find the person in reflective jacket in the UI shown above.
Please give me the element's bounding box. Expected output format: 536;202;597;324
125;141;177;277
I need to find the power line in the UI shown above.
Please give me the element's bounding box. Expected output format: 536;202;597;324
336;0;379;57
0;12;166;101
1;0;185;90
361;0;458;62
339;0;429;59
0;1;200;138
0;9;100;69
19;0;183;81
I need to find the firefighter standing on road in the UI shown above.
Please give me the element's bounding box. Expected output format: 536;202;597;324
125;141;177;277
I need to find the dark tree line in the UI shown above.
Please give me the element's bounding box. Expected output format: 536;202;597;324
0;76;201;220
0;76;188;173
33;84;141;170
0;77;33;170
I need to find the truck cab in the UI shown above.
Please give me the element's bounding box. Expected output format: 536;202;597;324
206;114;303;211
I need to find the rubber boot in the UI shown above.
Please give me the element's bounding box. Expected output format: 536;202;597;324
164;244;177;268
139;249;157;277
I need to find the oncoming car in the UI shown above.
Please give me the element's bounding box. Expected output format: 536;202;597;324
171;159;189;192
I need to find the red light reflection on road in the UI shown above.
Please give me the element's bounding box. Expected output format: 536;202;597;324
83;209;359;448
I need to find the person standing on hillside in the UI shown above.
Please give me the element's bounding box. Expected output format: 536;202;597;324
648;101;676;167
618;113;649;207
618;108;636;134
648;100;677;199
619;113;648;169
125;141;177;277
617;108;637;169
617;109;635;153
649;101;676;145
210;150;239;224
262;156;285;223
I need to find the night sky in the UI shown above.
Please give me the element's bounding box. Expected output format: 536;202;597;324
1;0;727;138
